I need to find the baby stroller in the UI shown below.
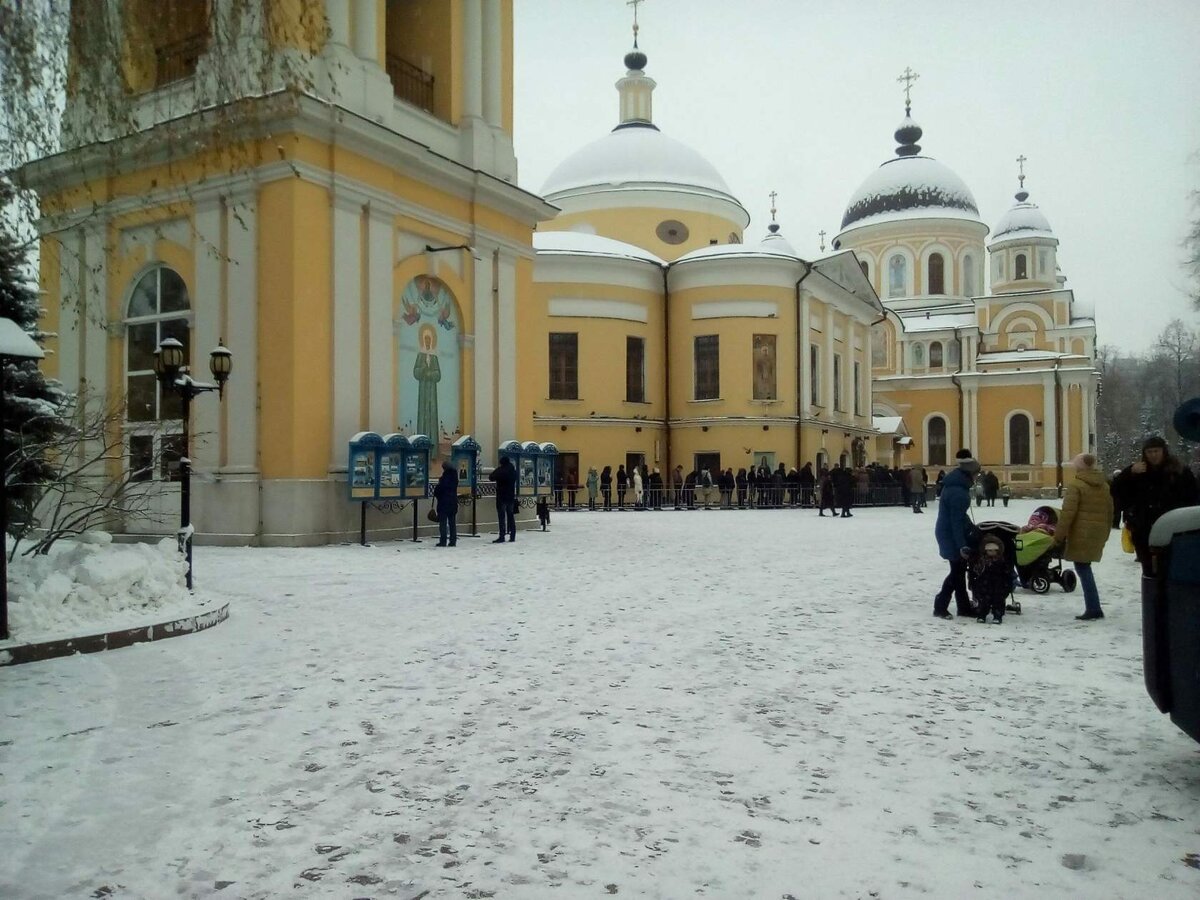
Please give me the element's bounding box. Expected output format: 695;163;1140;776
972;519;1077;615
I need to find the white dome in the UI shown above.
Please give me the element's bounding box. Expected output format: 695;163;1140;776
533;231;665;266
541;124;739;204
989;195;1056;247
839;156;983;233
674;233;799;264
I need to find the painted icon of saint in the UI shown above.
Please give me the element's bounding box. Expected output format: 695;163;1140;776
414;325;441;443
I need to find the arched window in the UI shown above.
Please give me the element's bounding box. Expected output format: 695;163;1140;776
929;341;944;368
928;252;945;295
888;254;906;298
947;339;960;366
859;259;869;278
911;342;925;367
928;416;948;467
962;255;975;296
1009;413;1031;465
125;266;191;481
1015;253;1028;280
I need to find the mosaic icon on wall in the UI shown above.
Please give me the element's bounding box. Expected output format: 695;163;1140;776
397;276;461;457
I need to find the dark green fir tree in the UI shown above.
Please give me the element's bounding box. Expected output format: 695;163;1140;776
0;181;69;537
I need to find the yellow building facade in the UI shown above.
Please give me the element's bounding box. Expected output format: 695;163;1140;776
25;4;1096;546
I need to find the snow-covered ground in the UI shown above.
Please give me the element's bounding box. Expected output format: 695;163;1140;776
2;499;1198;899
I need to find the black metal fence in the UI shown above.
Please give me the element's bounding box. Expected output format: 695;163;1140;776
386;53;435;114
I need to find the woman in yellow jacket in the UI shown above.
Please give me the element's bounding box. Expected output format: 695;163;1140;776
1056;453;1115;620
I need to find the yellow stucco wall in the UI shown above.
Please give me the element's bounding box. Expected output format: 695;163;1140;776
549;207;745;261
976;384;1043;465
257;177;333;479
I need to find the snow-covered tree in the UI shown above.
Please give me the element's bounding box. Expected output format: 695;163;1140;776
0;181;71;535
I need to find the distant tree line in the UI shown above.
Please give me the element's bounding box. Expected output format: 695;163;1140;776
1095;318;1200;473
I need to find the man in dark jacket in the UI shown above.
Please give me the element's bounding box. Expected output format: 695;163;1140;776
488;456;517;542
1111;435;1199;575
933;449;981;618
798;462;816;507
833;465;854;517
433;460;459;547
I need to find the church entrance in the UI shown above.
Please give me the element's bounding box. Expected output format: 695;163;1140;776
555;452;580;508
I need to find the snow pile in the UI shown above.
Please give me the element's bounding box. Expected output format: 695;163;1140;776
4;535;194;643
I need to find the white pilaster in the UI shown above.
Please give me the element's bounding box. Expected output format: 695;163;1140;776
224;189;259;474
798;294;810;415
462;0;483;120
1061;383;1072;463
824;307;834;412
81;224;108;397
331;194;364;466
481;0;503;127
56;230;83;392
473;248;496;461
352;0;378;63
367;205;393;431
327;0;352;46
496;250;517;442
191;199;224;473
1042;375;1056;466
1082;383;1093;452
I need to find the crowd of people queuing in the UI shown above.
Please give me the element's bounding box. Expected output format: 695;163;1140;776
544;460;955;515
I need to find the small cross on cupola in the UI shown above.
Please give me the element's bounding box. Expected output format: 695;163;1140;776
897;66;920;114
768;190;780;234
818;229;827;252
1015;154;1029;202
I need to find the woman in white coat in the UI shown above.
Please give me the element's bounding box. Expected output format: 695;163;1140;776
632;466;645;510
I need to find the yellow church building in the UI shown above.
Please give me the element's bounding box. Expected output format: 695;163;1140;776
23;2;1096;546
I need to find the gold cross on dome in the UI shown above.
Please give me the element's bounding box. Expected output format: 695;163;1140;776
1016;154;1028;189
627;0;644;45
897;66;920;108
819;229;827;252
769;190;778;222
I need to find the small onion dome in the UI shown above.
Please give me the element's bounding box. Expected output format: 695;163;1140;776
624;48;648;71
988;191;1057;247
894;115;923;157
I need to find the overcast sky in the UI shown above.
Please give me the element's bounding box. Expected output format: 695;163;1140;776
512;0;1200;354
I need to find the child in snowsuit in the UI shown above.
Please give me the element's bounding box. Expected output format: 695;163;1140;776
536;496;551;531
971;535;1010;624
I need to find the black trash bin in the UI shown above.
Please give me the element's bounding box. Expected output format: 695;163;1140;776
1143;507;1200;744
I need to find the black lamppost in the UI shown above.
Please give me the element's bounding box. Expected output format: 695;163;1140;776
153;337;232;591
0;318;46;640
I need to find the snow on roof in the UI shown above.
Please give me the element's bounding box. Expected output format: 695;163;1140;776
839;156;983;232
978;349;1070;364
901;312;975;333
989;199;1056;246
0;318;44;358
674;239;799;264
541;124;738;202
534;231;665;266
873;416;905;435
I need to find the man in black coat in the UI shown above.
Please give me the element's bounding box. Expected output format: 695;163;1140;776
798;462;816;507
833;464;855;517
1112;435;1199;575
433;460;460;547
488;456;517;542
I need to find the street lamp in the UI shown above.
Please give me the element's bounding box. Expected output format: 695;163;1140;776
153;337;232;591
0;317;46;640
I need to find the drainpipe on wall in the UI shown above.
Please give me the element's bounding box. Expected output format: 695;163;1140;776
1053;357;1064;497
794;261;814;468
950;326;965;454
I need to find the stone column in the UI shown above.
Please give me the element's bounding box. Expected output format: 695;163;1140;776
1042;375;1057;467
353;0;378;64
191;197;224;475
223;188;260;476
331;193;364;467
462;0;483;120
481;0;503;127
366;205;394;431
81;223;108;398
55;228;84;393
327;0;352;47
473;247;496;461
496;250;518;443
